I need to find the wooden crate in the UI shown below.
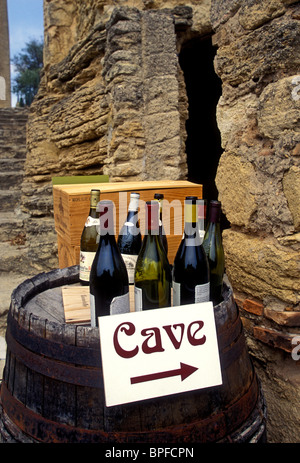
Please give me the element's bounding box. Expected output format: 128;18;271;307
53;180;203;268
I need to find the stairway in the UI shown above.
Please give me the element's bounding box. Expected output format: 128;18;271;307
0;107;29;249
0;107;31;341
0;107;28;237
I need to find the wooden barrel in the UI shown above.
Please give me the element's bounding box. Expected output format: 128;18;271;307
0;266;267;443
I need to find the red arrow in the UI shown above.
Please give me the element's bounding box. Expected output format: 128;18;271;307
130;362;198;385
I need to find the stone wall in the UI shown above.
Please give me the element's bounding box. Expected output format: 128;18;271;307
21;0;211;270
18;0;300;442
212;0;300;442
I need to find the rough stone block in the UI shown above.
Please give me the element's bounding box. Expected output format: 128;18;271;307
253;326;296;353
257;75;300;140
215;152;257;227
283;166;300;231
265;307;300;327
243;299;264;316
222;229;300;305
214;13;300;91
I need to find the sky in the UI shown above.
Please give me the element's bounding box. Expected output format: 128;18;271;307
7;0;44;106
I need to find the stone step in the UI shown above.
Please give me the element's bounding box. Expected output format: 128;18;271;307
0;171;24;190
0;118;27;127
0;144;27;159
0;158;26;171
0;119;28;128
0;242;35;275
0;108;28;122
0;211;28;241
0;190;22;211
0;120;27;129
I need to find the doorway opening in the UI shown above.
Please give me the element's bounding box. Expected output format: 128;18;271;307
179;36;229;229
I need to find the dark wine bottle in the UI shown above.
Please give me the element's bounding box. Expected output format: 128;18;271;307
79;189;100;285
172;196;210;306
202;200;225;306
134;201;172;311
89;200;129;327
154;193;168;255
117;192;142;284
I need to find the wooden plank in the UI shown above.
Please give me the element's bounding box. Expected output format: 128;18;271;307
62;285;135;324
53;180;199;195
62;286;90;324
57;233;80;269
24;287;66;324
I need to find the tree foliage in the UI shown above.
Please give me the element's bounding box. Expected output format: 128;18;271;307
12;38;44;106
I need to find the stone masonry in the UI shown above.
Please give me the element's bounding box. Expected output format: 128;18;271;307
1;0;299;442
212;0;300;443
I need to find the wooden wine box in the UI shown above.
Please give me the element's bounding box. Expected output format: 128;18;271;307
53;180;203;268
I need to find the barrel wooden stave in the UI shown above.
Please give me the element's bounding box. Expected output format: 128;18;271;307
0;266;266;443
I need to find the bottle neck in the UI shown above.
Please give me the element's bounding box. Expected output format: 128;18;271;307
89;191;100;217
208;201;221;224
98;201;115;236
184;202;201;244
128;194;139;212
146;201;159;236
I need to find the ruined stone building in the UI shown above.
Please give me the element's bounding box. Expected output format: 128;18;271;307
3;0;300;443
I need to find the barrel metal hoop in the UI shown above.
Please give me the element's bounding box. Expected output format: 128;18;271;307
7;302;242;368
6;318;245;389
5;328;103;389
217;315;242;350
0;375;260;443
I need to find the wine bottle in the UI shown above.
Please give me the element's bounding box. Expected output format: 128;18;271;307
89;200;129;327
202;200;225;306
134;201;172;311
117;192;142;284
172;196;210;306
79;189;100;285
154;193;168;255
198;199;207;244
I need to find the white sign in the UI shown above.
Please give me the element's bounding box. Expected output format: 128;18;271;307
98;302;222;407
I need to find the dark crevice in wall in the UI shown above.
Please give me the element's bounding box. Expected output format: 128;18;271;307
179;35;229;229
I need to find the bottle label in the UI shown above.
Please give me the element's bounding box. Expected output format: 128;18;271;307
172;281;181;306
134;286;143;311
172;282;210;305
90;293;130;327
85;216;100;227
195;283;210;303
122;254;138;284
80;250;96;282
110;292;130;315
90;294;96;327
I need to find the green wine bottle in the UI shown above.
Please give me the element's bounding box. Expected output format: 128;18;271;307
154;193;168;256
202;200;225;306
134;201;171;311
79;189;100;285
173;196;210;306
